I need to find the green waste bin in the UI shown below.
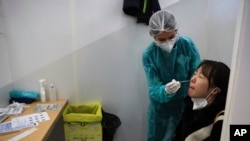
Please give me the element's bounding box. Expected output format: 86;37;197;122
63;102;102;141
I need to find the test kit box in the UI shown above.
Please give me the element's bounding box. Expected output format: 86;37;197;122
63;102;102;141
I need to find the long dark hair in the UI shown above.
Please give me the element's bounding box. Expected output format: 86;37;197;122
197;60;230;100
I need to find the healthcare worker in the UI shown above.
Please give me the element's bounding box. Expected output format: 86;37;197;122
142;10;201;141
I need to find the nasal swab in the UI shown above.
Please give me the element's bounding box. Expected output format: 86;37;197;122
179;80;190;83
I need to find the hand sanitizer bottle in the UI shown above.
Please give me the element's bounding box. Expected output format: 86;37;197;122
39;79;47;102
49;84;57;102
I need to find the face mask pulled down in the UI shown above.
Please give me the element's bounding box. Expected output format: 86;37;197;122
191;88;216;110
155;38;177;53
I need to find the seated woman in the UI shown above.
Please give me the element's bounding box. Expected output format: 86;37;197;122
173;60;230;141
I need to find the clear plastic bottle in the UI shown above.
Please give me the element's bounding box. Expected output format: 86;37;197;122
49;84;57;102
39;79;47;103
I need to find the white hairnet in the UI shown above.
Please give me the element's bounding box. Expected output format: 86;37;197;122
149;10;178;36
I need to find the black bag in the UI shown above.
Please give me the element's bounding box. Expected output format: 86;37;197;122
102;109;121;141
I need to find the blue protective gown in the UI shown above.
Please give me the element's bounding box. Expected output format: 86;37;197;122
142;35;201;141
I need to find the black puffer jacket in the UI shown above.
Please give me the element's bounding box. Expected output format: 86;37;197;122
123;0;161;24
173;96;225;141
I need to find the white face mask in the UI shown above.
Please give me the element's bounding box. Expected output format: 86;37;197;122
155;38;177;53
191;98;208;110
191;88;216;110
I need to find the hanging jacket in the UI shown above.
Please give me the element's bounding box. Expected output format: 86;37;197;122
123;0;140;17
123;0;161;24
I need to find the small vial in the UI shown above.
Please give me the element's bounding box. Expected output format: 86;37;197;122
49;84;57;102
39;79;47;103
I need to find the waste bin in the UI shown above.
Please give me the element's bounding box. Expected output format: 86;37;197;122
63;102;102;141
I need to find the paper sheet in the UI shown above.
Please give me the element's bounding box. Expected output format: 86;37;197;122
11;112;49;129
0;121;37;134
33;103;62;112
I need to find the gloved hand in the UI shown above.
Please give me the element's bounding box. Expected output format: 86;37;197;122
165;79;181;94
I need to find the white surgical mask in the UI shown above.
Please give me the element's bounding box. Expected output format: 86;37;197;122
155;38;177;53
191;88;216;110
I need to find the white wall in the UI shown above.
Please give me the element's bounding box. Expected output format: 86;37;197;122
222;0;250;140
161;0;239;67
161;0;208;60
0;0;182;84
206;0;240;67
0;0;241;140
0;2;11;89
0;1;12;106
229;0;250;124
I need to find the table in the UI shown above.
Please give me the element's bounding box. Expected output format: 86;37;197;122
0;99;68;141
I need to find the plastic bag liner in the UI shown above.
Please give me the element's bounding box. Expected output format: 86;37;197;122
63;102;102;123
102;109;121;141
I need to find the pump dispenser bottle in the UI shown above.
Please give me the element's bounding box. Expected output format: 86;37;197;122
39;79;47;102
